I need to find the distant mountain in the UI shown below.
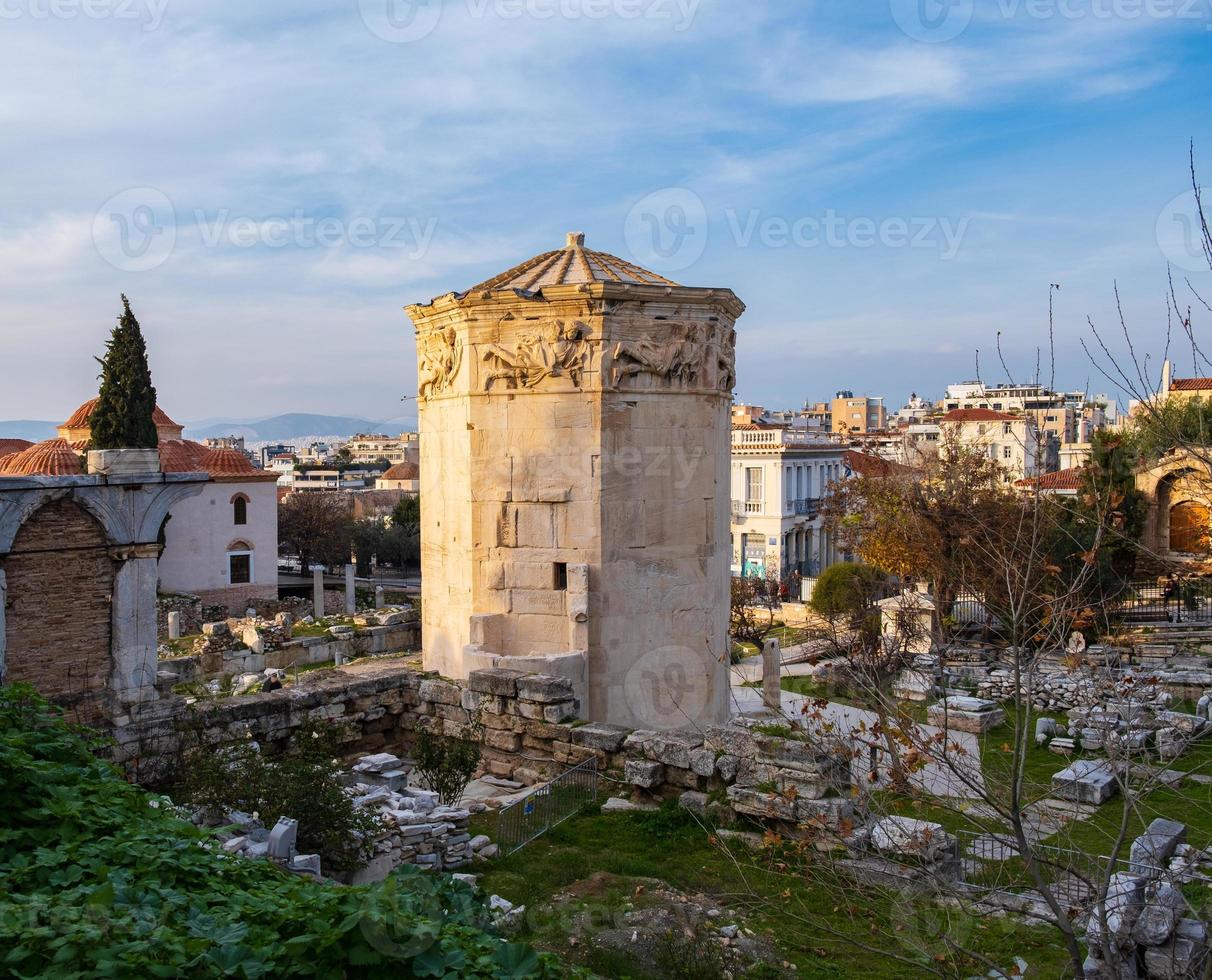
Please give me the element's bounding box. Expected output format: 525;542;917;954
184;413;391;441
0;420;57;442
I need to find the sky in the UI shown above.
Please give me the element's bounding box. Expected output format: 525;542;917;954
1;0;1210;425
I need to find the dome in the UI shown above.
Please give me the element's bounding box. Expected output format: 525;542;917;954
0;439;84;476
59;397;184;443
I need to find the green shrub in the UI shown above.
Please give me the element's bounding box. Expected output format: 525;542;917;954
412;717;483;806
0;685;570;978
809;562;890;622
173;719;377;871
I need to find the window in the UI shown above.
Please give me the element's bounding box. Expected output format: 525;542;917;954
1003;446;1012;459
745;467;763;503
232;494;248;525
1002;422;1012;436
553;562;568;591
229;553;252;585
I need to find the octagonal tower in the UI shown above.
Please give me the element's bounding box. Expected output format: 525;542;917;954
405;233;743;729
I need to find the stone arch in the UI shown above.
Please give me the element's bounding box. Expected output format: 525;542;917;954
3;498;115;724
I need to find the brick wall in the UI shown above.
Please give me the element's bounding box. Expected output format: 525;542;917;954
4;499;115;725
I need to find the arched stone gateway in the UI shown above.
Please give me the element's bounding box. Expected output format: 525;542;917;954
3;498;115;724
1137;451;1212;562
0;471;207;725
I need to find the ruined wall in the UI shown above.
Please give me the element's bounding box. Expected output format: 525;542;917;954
3;499;115;724
114;663;853;837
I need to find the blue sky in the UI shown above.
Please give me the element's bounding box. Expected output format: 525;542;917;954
1;0;1209;424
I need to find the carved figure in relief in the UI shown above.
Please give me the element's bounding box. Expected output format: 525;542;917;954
714;326;737;392
609;322;705;388
481;320;590;391
417;326;462;400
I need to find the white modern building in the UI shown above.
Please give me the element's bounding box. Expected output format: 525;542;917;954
729;425;846;580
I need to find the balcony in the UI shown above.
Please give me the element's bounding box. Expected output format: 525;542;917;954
732;499;763;519
789;497;822;518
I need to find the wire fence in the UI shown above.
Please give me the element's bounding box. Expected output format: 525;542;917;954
495;758;600;855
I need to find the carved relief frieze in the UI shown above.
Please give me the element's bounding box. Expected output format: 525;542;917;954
481;319;591;391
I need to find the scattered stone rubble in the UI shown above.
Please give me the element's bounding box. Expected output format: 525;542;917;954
196;749;498;884
1083;819;1212;979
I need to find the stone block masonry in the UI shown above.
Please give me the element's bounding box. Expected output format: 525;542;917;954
112;659;854;839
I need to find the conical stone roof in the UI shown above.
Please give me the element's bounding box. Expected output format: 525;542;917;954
465;232;678;293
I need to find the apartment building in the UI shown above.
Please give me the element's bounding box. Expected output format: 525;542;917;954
344;432;419;465
831;390;886;434
729;425;847;580
939;408;1046;483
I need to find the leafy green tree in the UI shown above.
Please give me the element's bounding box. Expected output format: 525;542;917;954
1124;395;1212;462
808;561;890;624
90;294;158;450
1045;430;1148;627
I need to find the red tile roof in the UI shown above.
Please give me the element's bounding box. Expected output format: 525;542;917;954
843;450;911;477
1016;466;1084;491
380;462;419;481
941;408;1019;423
0;439;33;456
1170;377;1212;391
62;396;179;430
158;439;209;473
0;439;83;476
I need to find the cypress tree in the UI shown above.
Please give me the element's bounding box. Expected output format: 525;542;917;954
90;295;159;450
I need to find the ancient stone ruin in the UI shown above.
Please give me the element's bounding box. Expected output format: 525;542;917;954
407;232;743;730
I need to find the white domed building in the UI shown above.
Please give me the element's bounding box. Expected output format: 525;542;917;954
0;398;279;612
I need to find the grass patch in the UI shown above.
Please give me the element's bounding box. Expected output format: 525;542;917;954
474;804;1070;978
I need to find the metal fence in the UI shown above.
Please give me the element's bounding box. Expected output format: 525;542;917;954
495;758;599;855
1114;577;1212;624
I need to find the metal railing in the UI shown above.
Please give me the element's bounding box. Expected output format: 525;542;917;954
495;758;599;855
1114;577;1212;624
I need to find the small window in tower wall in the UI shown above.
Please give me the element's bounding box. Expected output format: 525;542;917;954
554;562;568;591
233;496;247;525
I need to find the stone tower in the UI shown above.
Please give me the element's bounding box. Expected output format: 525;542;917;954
406;233;743;729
